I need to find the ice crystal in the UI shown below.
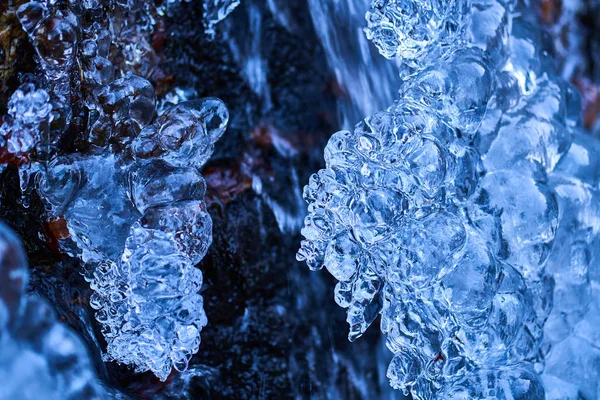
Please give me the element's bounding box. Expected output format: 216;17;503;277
541;132;600;399
0;84;52;161
0;223;104;399
38;98;228;381
11;0;231;382
299;0;598;397
17;1;78;138
89;75;157;147
365;0;471;68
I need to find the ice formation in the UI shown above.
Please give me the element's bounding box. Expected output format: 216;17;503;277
3;0;230;382
299;0;600;398
0;84;52;166
37;99;227;381
17;1;77;140
365;0;471;68
2;0;599;395
0;222;105;399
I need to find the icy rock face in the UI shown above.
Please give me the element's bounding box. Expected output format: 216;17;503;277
299;0;596;397
37;98;228;381
0;222;104;400
203;0;241;38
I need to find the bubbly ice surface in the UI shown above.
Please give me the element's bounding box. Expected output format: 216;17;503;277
11;0;233;382
300;0;600;397
0;223;104;400
365;0;471;68
0;84;52;162
38;98;227;381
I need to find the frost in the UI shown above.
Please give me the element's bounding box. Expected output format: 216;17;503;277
299;0;597;397
0;223;104;399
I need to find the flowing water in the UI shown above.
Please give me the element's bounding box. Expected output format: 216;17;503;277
307;0;401;130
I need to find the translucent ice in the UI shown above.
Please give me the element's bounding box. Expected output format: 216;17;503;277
541;129;600;399
0;222;104;399
300;95;551;398
131;98;228;168
301;0;596;397
38;99;228;381
17;1;78;136
9;0;231;381
87;75;157;147
0;84;52;163
365;0;471;68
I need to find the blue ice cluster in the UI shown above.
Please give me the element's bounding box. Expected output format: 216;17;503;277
0;84;52;166
365;0;470;67
7;0;230;382
37;97;227;381
17;1;78;143
0;223;105;399
298;0;600;398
